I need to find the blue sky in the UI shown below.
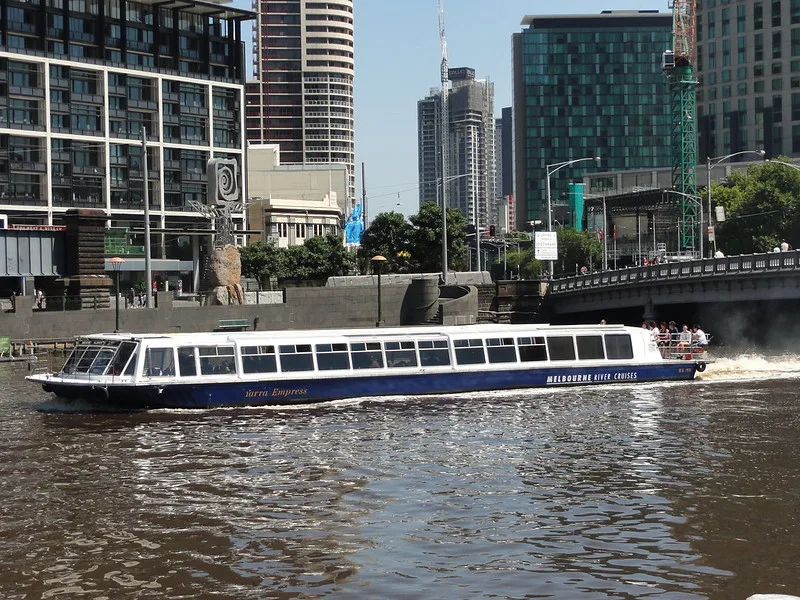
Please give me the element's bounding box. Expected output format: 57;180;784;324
352;0;665;216
235;1;668;215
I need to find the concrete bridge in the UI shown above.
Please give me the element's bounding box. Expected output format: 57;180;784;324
544;251;800;343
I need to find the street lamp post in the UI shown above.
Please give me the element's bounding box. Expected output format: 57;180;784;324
706;150;765;256
438;173;469;282
371;255;387;327
545;156;600;277
142;127;153;309
110;256;124;332
667;190;704;258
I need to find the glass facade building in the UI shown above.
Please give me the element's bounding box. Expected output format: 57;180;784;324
512;11;673;228
696;0;800;160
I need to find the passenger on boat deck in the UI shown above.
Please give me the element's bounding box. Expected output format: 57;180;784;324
692;325;709;346
648;321;659;343
657;322;670;347
668;321;679;344
677;324;693;349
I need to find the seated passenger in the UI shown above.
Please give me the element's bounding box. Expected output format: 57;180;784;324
692;325;709;346
677;325;693;356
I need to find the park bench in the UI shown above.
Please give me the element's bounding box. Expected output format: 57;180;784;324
216;319;250;331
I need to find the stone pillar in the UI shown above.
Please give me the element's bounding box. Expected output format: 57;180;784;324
51;209;113;310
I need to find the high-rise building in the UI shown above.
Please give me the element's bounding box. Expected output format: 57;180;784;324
495;106;514;232
417;67;495;231
512;11;672;229
0;0;252;229
246;1;355;208
696;0;799;160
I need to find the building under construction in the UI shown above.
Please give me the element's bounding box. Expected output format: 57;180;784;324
417;67;496;230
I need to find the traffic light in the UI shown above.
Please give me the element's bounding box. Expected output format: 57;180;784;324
489;225;496;237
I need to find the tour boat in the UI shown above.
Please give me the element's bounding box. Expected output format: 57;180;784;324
26;323;710;410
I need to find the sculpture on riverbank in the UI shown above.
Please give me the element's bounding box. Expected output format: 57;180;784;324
206;245;244;305
191;158;246;305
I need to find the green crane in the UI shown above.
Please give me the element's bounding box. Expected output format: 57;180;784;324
664;0;698;256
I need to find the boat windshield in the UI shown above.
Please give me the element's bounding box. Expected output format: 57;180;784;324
62;339;137;376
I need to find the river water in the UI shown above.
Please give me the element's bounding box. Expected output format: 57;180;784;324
1;353;799;600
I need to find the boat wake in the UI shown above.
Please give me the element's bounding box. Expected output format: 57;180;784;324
697;352;800;382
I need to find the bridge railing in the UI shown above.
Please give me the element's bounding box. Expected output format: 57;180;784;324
550;250;800;294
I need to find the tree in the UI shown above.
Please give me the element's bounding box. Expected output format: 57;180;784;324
713;159;800;255
357;211;411;272
239;240;284;288
554;229;602;277
304;234;355;279
407;202;469;272
282;244;311;280
504;245;544;279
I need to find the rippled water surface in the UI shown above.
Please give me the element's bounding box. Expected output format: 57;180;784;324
2;355;800;599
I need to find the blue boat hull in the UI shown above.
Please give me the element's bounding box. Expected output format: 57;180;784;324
43;362;698;410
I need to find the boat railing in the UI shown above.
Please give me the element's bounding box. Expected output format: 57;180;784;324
657;333;712;360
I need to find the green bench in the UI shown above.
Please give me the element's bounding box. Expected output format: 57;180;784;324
217;319;250;331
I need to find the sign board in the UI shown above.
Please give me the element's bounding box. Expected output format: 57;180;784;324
534;231;558;261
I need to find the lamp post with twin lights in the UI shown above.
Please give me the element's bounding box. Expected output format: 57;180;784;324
438;173;470;281
545;156;600;277
706;150;765;256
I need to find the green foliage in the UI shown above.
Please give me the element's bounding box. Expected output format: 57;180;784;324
504;245;544;279
304;234;356;278
240;234;353;287
357;211;411;272
239;240;284;287
555;229;603;277
407;202;469;272
714;159;800;254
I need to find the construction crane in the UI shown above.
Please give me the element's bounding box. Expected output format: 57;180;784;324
663;0;698;256
438;0;450;276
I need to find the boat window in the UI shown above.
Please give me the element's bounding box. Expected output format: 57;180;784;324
178;346;197;376
486;337;517;363
279;344;314;372
350;341;384;369
315;343;350;371
517;336;547;362
242;345;277;374
547;336;576;361
91;349;116;374
143;347;176;377
124;350;138;376
454;339;485;365
576;336;605;360
605;334;634;360
109;342;137;375
62;340;124;374
385;340;417;368
77;347;100;372
418;339;450;366
61;345;81;374
198;345;236;375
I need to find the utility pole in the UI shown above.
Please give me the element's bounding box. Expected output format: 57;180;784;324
361;162;368;228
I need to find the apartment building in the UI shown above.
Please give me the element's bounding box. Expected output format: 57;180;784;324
245;0;355;210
